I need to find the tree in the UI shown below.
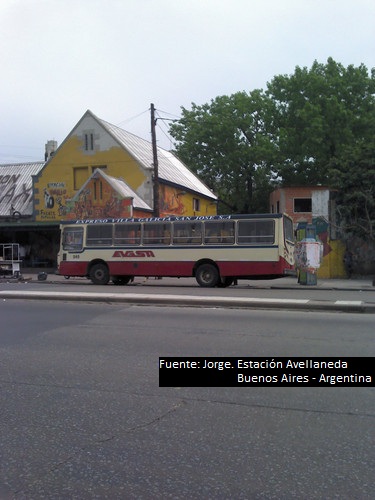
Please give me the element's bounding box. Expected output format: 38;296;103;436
329;142;375;240
170;58;375;237
266;58;375;186
169;90;277;213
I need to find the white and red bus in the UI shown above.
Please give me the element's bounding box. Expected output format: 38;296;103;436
57;213;295;287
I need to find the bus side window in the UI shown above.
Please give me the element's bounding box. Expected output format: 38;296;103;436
205;222;234;244
86;224;113;246
172;222;202;245
237;220;275;244
114;224;141;245
143;223;171;245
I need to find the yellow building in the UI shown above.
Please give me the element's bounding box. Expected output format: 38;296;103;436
33;110;217;222
0;110;217;267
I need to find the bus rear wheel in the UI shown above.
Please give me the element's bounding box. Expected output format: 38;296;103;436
195;263;220;288
89;263;110;285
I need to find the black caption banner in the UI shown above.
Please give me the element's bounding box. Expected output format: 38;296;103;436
159;357;374;387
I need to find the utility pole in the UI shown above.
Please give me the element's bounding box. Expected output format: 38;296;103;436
150;103;160;217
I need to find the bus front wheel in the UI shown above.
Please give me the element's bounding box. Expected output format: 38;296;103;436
195;263;220;288
89;263;110;285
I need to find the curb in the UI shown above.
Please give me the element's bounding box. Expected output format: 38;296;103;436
0;290;374;313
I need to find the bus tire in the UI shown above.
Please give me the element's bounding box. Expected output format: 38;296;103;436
89;263;110;285
195;263;220;288
112;276;133;285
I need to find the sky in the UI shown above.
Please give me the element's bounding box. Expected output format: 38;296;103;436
0;0;374;162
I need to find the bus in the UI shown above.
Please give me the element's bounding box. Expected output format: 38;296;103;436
57;213;295;287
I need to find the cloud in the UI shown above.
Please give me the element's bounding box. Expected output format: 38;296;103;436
1;0;374;160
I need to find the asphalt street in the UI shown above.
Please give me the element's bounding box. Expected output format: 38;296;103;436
0;302;374;498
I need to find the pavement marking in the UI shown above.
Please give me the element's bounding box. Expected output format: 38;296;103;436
334;300;363;305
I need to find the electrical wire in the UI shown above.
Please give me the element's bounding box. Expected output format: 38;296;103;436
116;108;149;127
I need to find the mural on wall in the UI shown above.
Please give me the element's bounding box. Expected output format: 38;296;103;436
159;185;186;217
313;217;331;258
39;182;69;220
65;178;132;220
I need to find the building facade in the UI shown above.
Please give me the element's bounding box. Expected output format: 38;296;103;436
270;186;346;278
0;110;217;268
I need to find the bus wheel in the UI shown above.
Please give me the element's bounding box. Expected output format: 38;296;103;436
195;263;219;287
89;263;110;285
112;276;133;285
218;277;234;288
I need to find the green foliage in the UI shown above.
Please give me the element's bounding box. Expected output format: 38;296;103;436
169;58;375;237
267;58;375;185
169;90;277;213
329;143;375;239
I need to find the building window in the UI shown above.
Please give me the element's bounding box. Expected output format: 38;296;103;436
294;198;312;213
193;198;200;212
84;132;94;151
73;166;89;190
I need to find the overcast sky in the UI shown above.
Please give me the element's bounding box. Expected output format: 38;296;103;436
1;0;374;162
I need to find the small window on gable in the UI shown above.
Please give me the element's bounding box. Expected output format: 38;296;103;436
193;198;200;212
294;198;312;213
84;132;95;151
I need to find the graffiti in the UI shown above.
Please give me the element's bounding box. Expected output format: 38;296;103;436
0;174;32;205
0;174;21;185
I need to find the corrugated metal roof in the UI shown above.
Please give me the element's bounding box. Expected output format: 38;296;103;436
0;162;44;216
100;118;217;200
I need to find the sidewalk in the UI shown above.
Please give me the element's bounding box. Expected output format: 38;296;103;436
1;269;374;313
8;268;375;291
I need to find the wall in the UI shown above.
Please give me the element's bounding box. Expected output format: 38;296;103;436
270;187;346;278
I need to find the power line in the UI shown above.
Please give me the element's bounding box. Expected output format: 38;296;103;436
116;109;149;127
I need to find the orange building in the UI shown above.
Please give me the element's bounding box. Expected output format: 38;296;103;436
270;186;346;278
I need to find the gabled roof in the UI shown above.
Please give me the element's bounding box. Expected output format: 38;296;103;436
0;162;44;216
71;168;152;211
96;113;217;200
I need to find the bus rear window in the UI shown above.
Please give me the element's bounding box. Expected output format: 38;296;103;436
86;224;113;246
237;220;274;244
283;216;294;242
62;227;83;251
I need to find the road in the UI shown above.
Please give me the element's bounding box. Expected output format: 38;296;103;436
0;301;374;499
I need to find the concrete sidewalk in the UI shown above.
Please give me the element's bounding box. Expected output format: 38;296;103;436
1;269;374;313
13;268;375;292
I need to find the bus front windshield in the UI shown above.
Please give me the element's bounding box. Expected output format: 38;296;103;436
62;227;84;251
